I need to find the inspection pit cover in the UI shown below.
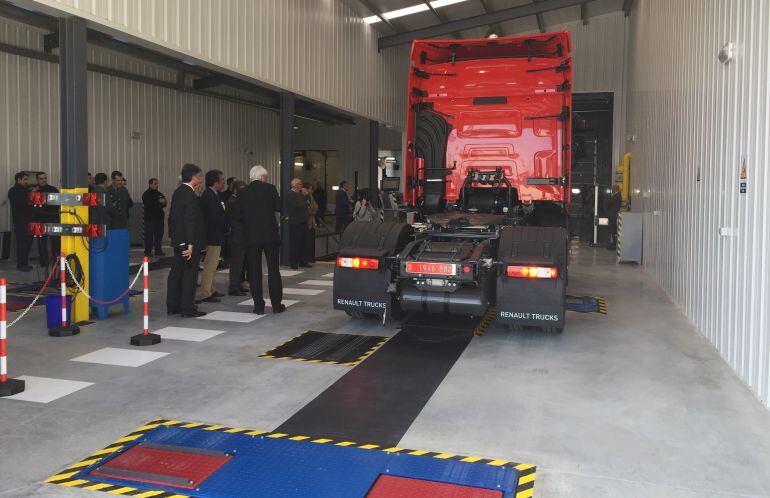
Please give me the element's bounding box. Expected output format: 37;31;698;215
90;442;231;489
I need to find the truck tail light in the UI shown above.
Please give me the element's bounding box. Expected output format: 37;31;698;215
81;193;100;206
337;257;379;270
28;223;47;236
83;224;105;238
506;265;557;279
27;192;46;206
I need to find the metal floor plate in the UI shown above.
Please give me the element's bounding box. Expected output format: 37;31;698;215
46;419;535;498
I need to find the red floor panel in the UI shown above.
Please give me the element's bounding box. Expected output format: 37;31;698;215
367;475;504;498
92;444;231;489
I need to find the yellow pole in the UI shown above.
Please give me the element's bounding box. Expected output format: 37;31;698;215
617;152;631;203
59;188;89;323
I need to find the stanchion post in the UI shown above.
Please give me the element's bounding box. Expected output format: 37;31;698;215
0;277;25;396
49;252;80;337
131;257;160;346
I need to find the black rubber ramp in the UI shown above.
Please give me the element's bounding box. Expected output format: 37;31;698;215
277;325;474;447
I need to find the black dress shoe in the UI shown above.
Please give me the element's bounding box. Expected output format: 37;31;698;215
201;295;221;303
182;310;206;318
273;304;287;314
252;307;265;315
290;265;299;270
211;290;224;298
228;290;246;296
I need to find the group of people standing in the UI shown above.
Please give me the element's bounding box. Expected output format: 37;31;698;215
166;164;316;318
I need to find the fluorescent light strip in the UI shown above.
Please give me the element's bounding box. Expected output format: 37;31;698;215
364;0;469;24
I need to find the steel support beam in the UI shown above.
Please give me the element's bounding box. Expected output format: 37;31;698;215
280;92;295;264
379;0;591;49
477;0;504;37
369;121;380;195
357;0;399;33
59;16;88;189
622;0;634;16
423;1;462;38
534;0;546;33
581;2;589;25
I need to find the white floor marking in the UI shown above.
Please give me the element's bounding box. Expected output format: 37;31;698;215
154;326;226;342
279;270;304;277
322;273;334;278
282;287;326;296
237;299;299;308
3;376;93;403
71;347;169;367
196;311;264;323
299;279;334;287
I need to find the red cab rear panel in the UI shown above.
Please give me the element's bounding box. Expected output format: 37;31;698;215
404;32;573;209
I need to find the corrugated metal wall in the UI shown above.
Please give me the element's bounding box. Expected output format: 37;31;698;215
625;0;770;406
0;17;280;229
22;0;410;127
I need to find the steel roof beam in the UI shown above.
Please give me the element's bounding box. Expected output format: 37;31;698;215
581;2;589;25
422;1;463;38
477;0;504;37
622;0;634;16
379;0;593;49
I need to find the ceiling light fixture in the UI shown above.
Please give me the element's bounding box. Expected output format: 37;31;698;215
364;0;469;24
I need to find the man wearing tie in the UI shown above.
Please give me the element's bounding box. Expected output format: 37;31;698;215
166;163;207;318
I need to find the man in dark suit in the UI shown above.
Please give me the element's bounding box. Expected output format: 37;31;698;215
335;180;352;233
8;172;33;272
166;163;207;318
287;178;310;269
141;178;167;257
198;169;228;303
32;171;60;267
232;165;285;315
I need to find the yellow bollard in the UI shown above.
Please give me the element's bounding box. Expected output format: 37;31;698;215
59;188;90;323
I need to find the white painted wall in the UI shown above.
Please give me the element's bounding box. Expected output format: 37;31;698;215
625;0;770;406
20;0;410;127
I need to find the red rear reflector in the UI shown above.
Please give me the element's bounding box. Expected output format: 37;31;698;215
27;192;46;206
337;256;379;270
506;265;557;279
81;193;99;206
27;223;46;236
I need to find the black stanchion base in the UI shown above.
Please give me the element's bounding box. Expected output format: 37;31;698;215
0;378;25;397
48;325;80;337
130;333;161;346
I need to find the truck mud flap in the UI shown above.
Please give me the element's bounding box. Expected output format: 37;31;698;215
333;221;413;317
495;226;567;329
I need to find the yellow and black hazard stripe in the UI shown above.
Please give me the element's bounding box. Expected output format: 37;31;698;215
474;307;496;336
259;332;389;367
595;296;608;314
47;418;536;497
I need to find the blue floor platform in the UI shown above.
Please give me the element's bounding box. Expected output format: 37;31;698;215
46;419;536;498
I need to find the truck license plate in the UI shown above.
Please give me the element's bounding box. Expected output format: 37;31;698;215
405;262;456;276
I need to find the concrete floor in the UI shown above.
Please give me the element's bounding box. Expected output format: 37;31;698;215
0;243;769;497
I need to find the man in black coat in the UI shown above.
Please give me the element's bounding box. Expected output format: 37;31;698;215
334;180;352;233
8;172;33;272
166;163;207;318
33;172;60;267
226;181;248;296
287;178;310;269
232;165;285;315
198;169;228;303
141;178;167;257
